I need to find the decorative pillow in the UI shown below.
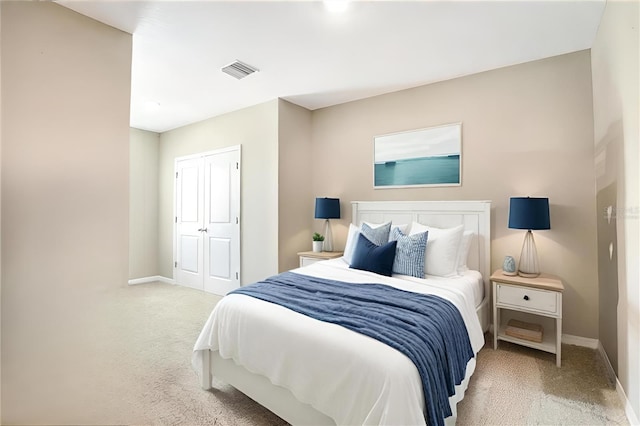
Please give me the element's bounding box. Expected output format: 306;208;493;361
456;231;474;273
344;222;406;265
390;224;409;241
360;222;391;246
410;222;464;277
364;221;408;242
343;224;360;264
390;227;428;278
349;233;397;277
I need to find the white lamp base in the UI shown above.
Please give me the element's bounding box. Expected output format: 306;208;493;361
518;230;540;278
323;219;333;252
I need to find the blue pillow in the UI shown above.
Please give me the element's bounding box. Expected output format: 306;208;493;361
390;227;428;278
349;233;397;277
361;222;391;246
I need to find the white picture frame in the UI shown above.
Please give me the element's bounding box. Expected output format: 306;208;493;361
374;122;462;189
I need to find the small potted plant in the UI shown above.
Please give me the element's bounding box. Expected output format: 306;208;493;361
312;232;324;252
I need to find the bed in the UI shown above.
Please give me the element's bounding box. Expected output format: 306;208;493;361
193;200;491;425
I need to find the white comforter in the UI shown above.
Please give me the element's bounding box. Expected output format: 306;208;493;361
193;258;485;425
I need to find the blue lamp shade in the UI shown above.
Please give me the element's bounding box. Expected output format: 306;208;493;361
508;197;550;230
315;197;341;219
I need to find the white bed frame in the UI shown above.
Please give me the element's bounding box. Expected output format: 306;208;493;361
352;200;492;331
201;200;492;425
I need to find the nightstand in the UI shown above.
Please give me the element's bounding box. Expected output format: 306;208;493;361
491;269;564;366
297;251;343;267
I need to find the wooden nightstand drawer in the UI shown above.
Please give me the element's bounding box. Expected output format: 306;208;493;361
300;257;322;267
497;284;558;315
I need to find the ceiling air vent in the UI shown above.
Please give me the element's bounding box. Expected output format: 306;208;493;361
221;60;259;80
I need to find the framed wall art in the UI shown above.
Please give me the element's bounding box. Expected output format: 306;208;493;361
374;122;462;188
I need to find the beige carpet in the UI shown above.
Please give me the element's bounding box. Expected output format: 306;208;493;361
7;282;627;425
457;340;628;425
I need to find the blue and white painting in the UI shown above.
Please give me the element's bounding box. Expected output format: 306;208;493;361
374;123;461;188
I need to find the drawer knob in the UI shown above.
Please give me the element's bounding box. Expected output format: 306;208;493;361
523;295;530;301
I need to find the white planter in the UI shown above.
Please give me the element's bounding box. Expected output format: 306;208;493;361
312;241;323;252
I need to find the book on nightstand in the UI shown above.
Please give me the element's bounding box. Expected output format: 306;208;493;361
505;319;543;343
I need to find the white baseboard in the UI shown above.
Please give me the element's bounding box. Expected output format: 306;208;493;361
614;368;640;425
618;379;640;425
128;275;175;285
596;341;617;383
561;333;599;349
597;342;639;425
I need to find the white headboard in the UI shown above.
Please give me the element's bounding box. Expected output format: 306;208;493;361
351;200;491;299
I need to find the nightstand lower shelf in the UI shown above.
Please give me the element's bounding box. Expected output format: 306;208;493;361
496;319;557;354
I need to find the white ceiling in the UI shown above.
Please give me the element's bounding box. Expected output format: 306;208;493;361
59;0;606;133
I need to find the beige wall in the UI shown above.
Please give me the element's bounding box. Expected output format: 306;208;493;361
1;2;131;423
311;51;598;338
278;99;313;271
0;4;3;421
158;100;279;285
592;0;640;418
129;128;160;279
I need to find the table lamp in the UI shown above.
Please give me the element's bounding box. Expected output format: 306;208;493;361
315;197;340;252
508;197;550;277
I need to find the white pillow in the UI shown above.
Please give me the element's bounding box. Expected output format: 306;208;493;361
456;231;474;274
410;222;464;277
343;224;360;264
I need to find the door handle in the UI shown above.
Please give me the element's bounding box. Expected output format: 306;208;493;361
197;228;208;233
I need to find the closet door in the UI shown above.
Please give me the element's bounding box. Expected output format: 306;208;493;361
174;146;241;295
175;158;204;290
203;149;241;295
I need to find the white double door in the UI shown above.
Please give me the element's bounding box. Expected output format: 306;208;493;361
175;146;240;295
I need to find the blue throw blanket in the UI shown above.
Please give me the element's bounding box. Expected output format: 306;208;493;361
230;271;474;426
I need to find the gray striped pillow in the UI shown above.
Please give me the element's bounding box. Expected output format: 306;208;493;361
360;222;391;246
390;227;428;278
